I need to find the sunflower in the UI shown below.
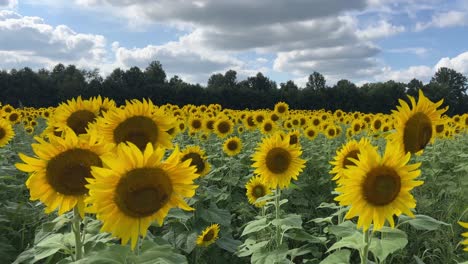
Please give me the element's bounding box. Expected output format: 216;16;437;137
180;145;211;177
223;136;242;156
0;118;15;147
188;116;204;134
214;117;234;138
390;90;447;155
286;130;301;146
459;221;468;252
15;130;113;217
52;96;100;135
252;134;306;189
245;175;272;207
7;111;21;124
334;141;423;231
24;125;34;135
274;102;289;116
86;143;199;249
94;99;174;151
324;124;339;139
2;104;14;114
260;120;276;135
304;126;318;140
196;224;220;247
329;138;375;183
90;95;116;116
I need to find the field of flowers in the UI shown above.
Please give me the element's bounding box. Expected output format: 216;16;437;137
0;92;467;264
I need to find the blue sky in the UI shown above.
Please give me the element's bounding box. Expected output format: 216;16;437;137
1;0;468;86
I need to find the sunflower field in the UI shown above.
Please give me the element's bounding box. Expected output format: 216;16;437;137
0;92;467;264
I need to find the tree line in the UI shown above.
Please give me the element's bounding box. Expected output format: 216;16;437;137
0;61;467;115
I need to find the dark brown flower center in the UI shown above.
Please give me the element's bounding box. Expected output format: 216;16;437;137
66;110;97;135
363;166;401;206
113;116;159;151
115;168;172;218
266;147;291;174
191;119;202;129
217;121;231;134
203;229;215;241
0;128;6;139
343;150;360;167
181;152;205;174
252;185;265;198
403;112;432;153
227;140;238;151
264;122;273;132
46;149;102;195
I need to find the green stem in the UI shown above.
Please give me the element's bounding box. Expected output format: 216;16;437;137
275;187;282;248
360;229;370;264
72;207;83;260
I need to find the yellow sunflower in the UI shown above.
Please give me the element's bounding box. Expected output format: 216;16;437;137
286;130;301;146
223;136;242;156
390;90;447;155
188;116;204;134
196;224;220;247
245;175;272;207
214;117;234;138
0;118;15;147
180;145;211;177
260;120;276;135
7;111;21;124
329;138;376;183
303;126;318;140
52;96;100;135
86;143;199;250
252;134;306;189
274;102;289;116
334;141;423;231
94;99;174;151
15;130;113;217
459;221;468;252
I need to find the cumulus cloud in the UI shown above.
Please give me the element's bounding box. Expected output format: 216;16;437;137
435;51;468;76
356;20;405;39
0;10;107;70
415;11;468;31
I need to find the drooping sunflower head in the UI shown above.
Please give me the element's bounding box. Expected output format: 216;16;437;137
0;118;15;147
245;175;272;207
214;117;234;138
94;99;174;151
329;137;376;183
15;130;113;217
196;224;220;247
52;96;100;135
252;133;306;189
223;136;242;156
86;143;199;249
390;90;447;155
335;141;423;231
180;145;211;177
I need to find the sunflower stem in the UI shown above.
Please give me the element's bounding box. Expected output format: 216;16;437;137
275;187;282;248
72;207;83;260
360;229;370;264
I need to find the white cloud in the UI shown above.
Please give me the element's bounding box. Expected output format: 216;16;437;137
435;51;468;76
387;47;429;56
0;10;107;70
356;20;405;39
377;65;433;83
415;11;468;31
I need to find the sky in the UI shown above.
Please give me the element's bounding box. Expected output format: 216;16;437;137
0;0;468;86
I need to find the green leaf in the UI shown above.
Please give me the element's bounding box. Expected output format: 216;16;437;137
398;214;450;231
272;214;302;230
251;245;289;264
283;229;326;244
327;232;365;252
199;202;231;226
237;238;269;258
320;249;351;264
216;236;242;253
136;240;187;264
369;227;408;262
34;233;68;262
328;220;357;237
76;244;132;264
241;218;270;237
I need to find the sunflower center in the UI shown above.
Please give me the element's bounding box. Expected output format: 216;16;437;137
247;116;255;127
328;129;336;137
343;150;360;167
9;113;19;122
227;141;238;151
115;168;173;218
266;147;291;174
307;130;315;137
113;116;159;151
253;185;265;198
181;153;205;174
206;120;215;130
403;112;432;153
0;128;5;139
264;123;273;132
256;115;264;123
46;149;102;196
271;113;279;121
289;134;298;145
277;106;286;113
66;110;97;135
203;229;215;241
191;120;202;129
435;123;444;133
363;166;401;206
373;120;382;130
217;121;230;134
